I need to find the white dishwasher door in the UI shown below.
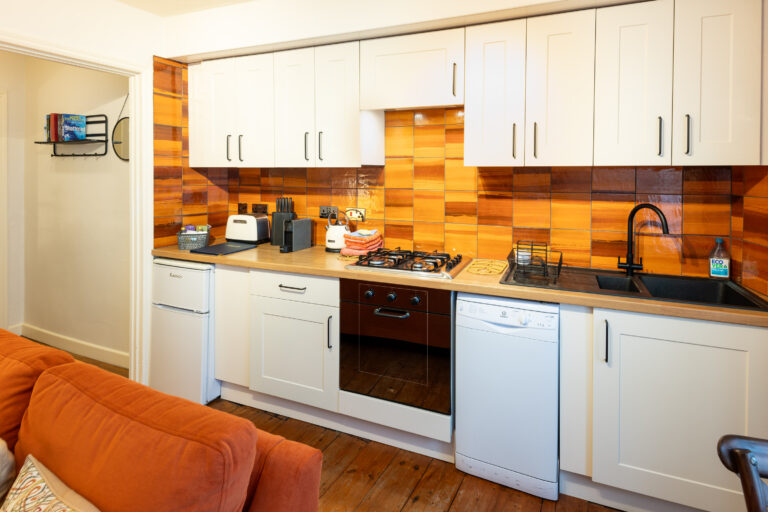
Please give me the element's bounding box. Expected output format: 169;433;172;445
455;295;559;499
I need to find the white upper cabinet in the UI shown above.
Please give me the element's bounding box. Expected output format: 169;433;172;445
315;42;360;168
464;19;526;167
594;0;673;166
360;28;465;110
593;309;768;511
235;54;275;167
274;48;316;167
190;56;275;168
525;10;595;166
673;0;761;165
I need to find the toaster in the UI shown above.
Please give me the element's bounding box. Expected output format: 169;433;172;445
225;214;270;244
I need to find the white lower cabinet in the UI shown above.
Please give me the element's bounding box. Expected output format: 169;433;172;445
214;265;251;388
250;272;340;412
592;309;768;511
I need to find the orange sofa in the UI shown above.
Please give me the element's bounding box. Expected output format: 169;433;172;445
0;329;322;512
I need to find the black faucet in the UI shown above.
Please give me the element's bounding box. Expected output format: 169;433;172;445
618;203;669;276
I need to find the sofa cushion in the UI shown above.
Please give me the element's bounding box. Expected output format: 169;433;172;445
14;362;259;512
0;330;74;450
2;454;100;512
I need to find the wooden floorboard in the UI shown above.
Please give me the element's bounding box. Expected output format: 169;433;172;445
209;398;622;512
59;346;622;512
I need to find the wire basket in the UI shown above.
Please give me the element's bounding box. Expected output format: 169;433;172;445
177;229;210;250
507;241;563;283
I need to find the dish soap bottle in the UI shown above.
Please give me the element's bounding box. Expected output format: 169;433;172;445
709;238;730;278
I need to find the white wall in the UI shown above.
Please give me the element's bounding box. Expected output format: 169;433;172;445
162;0;641;61
0;51;27;332
23;58;131;366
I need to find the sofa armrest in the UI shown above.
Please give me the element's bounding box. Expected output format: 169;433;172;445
246;432;322;512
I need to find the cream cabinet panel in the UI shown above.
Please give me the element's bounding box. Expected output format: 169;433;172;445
188;63;208;168
594;0;673;166
559;304;593;477
315;42;360;167
593;309;768;511
235;54;275;167
464;19;526;166
202;58;236;167
673;0;761;165
275;48;316;167
360;28;464;110
214;265;250;387
525;10;595;166
251;298;339;412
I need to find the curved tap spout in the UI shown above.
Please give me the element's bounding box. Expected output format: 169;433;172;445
618;203;670;276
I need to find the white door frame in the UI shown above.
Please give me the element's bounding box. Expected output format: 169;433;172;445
0;36;153;383
0;91;7;330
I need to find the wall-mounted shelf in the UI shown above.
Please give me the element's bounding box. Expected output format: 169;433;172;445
34;115;108;157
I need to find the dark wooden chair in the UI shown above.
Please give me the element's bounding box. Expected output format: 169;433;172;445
717;435;768;512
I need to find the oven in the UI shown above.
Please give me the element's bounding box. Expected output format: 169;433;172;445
339;279;453;415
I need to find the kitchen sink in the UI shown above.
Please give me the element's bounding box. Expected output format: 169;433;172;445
639;275;766;309
595;275;640;293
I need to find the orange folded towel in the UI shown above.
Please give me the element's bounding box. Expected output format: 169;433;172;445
341;239;383;256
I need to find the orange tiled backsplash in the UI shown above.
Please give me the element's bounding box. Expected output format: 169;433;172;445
153;57;768;297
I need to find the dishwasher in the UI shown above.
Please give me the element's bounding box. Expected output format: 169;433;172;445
455;293;559;500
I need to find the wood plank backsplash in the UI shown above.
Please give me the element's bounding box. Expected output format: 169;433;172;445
152;56;768;297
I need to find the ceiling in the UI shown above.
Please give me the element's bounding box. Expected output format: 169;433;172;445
116;0;256;16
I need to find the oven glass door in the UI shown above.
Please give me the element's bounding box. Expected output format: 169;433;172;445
340;301;451;414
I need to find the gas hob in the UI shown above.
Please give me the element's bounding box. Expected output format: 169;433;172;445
345;248;469;279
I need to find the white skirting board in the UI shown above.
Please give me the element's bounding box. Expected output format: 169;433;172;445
220;382;454;462
559;471;703;512
22;324;130;368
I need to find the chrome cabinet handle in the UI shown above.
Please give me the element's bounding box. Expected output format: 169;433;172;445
278;284;307;292
238;135;243;162
304;131;309;161
318;131;323;161
657;117;662;157
604;319;609;363
685;114;691;155
226;135;231;161
533;122;538;159
327;315;332;349
452;63;457;96
373;308;410;320
512;123;517;159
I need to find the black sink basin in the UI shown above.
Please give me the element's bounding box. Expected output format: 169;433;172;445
596;275;640;293
639;275;765;309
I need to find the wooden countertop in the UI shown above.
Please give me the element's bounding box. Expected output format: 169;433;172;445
152;245;768;328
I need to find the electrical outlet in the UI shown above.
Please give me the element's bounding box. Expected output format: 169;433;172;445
319;206;338;219
345;208;366;222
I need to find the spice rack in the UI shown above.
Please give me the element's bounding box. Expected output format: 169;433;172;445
34;114;108;157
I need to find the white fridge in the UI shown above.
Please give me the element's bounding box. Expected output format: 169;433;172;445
150;258;221;404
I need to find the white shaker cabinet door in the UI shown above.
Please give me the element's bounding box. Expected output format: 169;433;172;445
251;298;339;412
464;19;526;167
593;309;768;511
274;47;316;167
315;42;360;168
235;54;275;168
525;10;595;166
673;0;761;165
594;0;673;166
360;28;465;110
202;58;237;167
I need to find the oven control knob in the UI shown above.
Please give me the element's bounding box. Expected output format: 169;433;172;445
410;296;421;306
456;254;463;262
446;261;454;271
386;292;397;302
364;289;375;299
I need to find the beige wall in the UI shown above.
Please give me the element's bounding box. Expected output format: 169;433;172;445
24;58;130;365
0;51;27;332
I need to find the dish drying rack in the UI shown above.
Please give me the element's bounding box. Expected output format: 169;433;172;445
507;241;563;284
